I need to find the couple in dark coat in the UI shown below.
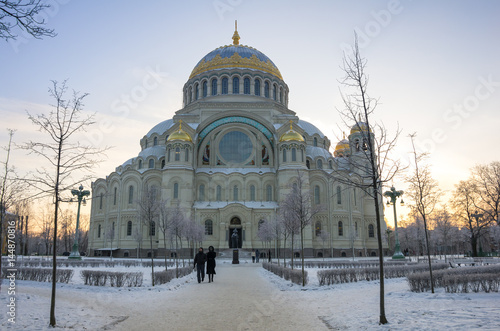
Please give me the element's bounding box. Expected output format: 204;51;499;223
193;246;216;283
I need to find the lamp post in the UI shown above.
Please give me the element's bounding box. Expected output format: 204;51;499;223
383;186;405;259
69;185;90;260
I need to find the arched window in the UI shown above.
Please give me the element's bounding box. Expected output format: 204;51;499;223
244;77;250;94
279;87;283;103
369;224;375;238
329;160;333;169
211;78;217;96
306;160;310;169
202;81;207;98
128;185;134;204
175;147;180;161
313;137;318;147
255;79;261;96
173;183;179;199
338;221;343;236
283;149;287;162
273;84;277;100
113;187;117;205
98;224;101;238
149;221;156;236
222;77;228;94
145;140;148;148
127;221;132;236
317;159;323;169
153;137;158;146
250;185;256;201
266;185;272;201
194;83;199;100
167;148;171;162
99;193;103;209
315;221;321;236
205;219;213;235
314;185;320;205
188;87;192;103
216;185;222;201
148;159;154;169
233;77;239;94
337;186;342;204
355;222;358;237
161;159;165;168
291;148;296;161
199;184;205;201
264;81;269;98
185;148;189;162
138;160;142;169
301;149;304;162
233;185;238;201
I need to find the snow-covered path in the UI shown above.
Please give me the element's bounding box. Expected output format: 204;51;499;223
106;262;326;330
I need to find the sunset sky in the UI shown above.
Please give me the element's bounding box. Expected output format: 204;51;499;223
1;0;499;226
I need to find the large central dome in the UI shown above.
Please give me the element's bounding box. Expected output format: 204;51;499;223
189;26;282;80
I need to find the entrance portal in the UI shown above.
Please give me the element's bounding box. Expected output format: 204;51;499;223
229;217;242;248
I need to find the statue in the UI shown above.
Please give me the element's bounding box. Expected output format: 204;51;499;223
231;228;239;249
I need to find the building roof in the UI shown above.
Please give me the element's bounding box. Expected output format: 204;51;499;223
298;120;325;137
146;119;174;138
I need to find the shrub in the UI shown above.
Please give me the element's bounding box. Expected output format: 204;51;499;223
2;268;73;284
153;267;192;285
262;262;308;286
80;270;143;287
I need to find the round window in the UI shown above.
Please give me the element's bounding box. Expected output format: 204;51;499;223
218;131;253;163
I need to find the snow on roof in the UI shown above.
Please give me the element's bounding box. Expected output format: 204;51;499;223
298;120;325;137
193;201;278;209
138;146;165;159
196;168;276;175
306;146;332;160
146;119;174;137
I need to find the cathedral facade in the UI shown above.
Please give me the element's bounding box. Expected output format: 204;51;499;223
88;29;387;258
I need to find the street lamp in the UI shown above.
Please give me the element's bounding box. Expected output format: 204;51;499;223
383;186;405;259
69;185;90;260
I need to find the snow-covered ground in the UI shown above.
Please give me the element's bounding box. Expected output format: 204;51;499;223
1;257;499;330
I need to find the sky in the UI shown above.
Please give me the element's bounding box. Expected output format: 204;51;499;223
1;0;499;226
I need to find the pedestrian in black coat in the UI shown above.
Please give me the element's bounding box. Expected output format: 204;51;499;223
194;247;207;283
206;246;216;283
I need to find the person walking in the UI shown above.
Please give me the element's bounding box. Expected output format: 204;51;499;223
194;247;207;283
255;249;260;263
251;250;256;263
206;246;216;283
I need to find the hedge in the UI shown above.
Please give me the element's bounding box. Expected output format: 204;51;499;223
80;270;143;287
262;262;308;286
153;267;193;285
2;267;73;283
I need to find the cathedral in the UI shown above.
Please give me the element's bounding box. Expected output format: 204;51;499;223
88;27;387;258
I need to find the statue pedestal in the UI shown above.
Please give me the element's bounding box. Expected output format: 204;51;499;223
232;249;239;264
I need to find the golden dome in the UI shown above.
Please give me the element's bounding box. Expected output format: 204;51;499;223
350;121;371;134
334;133;350;157
279;121;305;143
167;121;192;142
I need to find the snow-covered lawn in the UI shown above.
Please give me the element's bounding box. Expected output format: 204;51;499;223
1;258;499;330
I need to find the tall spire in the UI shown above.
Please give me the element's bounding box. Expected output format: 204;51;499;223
232;20;240;45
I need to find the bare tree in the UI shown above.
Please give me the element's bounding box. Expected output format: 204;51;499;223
335;34;403;324
0;129;25;289
105;222;115;260
0;0;56;41
433;208;455;258
169;204;186;276
257;219;276;249
319;229;329;261
21;80;108;327
278;196;299;269
452;179;492;257
472;162;500;225
136;186;161;286
158;201;172;271
406;133;441;293
132;223;143;260
280;172;324;286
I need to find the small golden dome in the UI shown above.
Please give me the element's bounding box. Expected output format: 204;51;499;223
167;120;192;142
279;121;305;143
334;133;350;157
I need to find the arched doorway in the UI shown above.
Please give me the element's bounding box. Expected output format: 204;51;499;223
229;217;243;248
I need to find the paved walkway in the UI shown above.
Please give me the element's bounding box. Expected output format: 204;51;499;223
112;261;326;331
